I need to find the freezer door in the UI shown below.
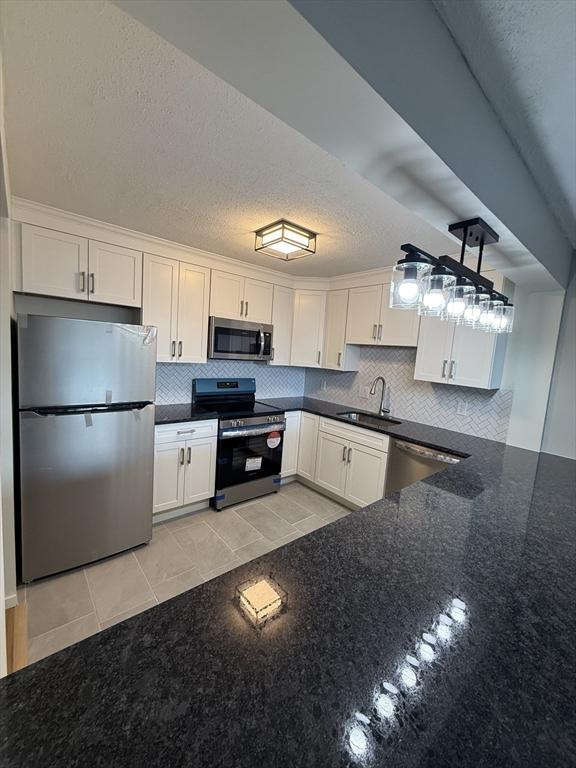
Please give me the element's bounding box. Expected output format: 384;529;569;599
19;404;154;581
18;315;156;408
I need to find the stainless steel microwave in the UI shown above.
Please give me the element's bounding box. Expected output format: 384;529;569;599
208;317;273;361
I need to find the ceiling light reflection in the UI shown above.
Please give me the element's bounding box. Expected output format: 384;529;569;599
418;642;435;662
437;623;451;641
383;681;399;695
349;725;368;757
401;665;417;688
450;606;466;623
452;598;466;611
375;693;395;719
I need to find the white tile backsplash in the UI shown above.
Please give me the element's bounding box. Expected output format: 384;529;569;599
305;347;513;442
155;361;306;404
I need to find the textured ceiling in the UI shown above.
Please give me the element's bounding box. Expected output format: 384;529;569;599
434;0;576;247
0;0;456;277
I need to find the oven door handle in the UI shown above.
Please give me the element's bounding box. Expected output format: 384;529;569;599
220;423;285;440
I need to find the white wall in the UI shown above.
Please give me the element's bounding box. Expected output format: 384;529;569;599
542;262;576;459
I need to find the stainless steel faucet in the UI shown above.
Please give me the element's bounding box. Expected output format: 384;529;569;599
369;376;390;416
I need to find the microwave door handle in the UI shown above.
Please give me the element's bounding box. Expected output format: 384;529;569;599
259;329;264;357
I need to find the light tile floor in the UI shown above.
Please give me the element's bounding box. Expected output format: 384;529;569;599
22;483;350;665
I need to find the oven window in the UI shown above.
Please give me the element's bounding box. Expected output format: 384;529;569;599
217;431;283;488
213;327;261;357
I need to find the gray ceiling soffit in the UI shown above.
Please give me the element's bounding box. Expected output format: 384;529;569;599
289;0;573;289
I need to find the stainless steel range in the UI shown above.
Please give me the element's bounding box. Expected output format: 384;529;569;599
192;378;285;510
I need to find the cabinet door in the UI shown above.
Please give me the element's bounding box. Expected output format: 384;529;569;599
21;224;88;300
378;284;420;346
270;285;294;366
88;241;142;307
449;323;504;389
414;316;454;384
314;432;348;498
297;412;319;481
243;278;273;323
210;270;244;319
323;289;349;369
281;411;301;477
291;290;326;367
183;437;217;504
142;254;179;363
345;285;382;344
153;440;185;513
177;263;210;364
345;441;387;507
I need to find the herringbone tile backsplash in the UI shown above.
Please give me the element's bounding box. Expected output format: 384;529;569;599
156;361;306;404
305;347;513;442
156;349;512;442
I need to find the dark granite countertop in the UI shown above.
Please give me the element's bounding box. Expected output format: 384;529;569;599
2;417;575;766
154;402;219;424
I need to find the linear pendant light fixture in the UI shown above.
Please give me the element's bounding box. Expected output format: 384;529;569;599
255;219;317;261
390;218;514;334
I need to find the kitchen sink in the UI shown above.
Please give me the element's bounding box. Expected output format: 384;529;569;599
337;411;402;428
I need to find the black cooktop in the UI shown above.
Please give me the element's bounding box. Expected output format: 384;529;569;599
211;400;284;419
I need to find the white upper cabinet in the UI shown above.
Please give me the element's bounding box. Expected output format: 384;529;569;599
21;225;89;300
323;289;360;371
345;285;382;344
345;282;419;347
243;278;273;323
291;289;326;367
21;224;143;307
270;285;294;366
88;241;143;307
143;254;210;364
177;263;210;363
414;316;507;389
210;270;244;319
142;254;179;363
210;270;273;323
378;285;420;346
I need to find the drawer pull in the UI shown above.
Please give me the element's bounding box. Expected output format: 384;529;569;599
177;429;196;435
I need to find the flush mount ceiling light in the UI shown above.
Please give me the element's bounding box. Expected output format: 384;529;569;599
254;219;316;261
236;576;287;627
390;218;514;334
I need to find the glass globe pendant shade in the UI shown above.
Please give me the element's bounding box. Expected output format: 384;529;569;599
419;271;456;317
478;299;503;332
460;290;490;326
443;280;474;321
492;304;514;334
390;262;430;309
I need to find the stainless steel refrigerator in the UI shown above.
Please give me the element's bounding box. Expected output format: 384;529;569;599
17;315;157;582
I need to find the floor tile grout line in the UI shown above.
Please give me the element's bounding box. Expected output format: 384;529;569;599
204;508;265;550
131;551;160;610
100;597;159;628
82;567;102;631
28;609;98;643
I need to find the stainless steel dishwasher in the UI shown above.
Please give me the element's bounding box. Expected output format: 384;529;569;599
385;439;461;494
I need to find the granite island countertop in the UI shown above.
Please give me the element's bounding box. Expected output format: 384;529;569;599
1;419;575;767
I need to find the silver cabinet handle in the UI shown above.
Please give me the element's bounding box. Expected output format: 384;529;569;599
342;445;347;462
79;271;86;293
442;359;448;378
187;446;191;464
179;448;185;465
171;341;176;358
89;272;95;294
177;428;196;435
377;324;383;341
449;360;456;379
271;347;275;361
347;447;352;463
337;351;342;367
317;350;321;365
245;301;248;317
178;341;183;358
372;323;377;339
240;299;244;316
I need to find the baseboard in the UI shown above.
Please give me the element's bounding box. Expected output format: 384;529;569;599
295;476;358;511
4;592;17;610
6;602;27;673
153;500;210;524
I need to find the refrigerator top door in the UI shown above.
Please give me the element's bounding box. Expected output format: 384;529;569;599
18;315;157;408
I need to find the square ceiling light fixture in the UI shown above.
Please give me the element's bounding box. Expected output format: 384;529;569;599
254;219;316;261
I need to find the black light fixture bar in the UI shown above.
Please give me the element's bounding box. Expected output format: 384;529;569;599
401;243;494;292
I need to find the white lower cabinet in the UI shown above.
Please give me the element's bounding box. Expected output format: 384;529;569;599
281;411;301;477
297;412;319;481
313;418;388;506
153;420;217;514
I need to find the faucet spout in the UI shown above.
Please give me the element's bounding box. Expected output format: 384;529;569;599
369;376;390;416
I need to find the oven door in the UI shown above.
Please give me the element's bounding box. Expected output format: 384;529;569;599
209;317;272;361
217;423;284;489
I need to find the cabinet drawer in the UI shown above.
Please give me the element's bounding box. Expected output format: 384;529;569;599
155;419;218;444
319;417;389;452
